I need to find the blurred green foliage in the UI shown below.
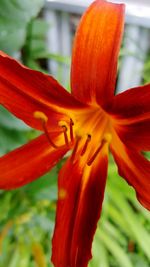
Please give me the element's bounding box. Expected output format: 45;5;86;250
0;1;150;267
0;0;44;55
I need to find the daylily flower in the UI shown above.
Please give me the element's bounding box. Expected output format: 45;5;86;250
0;0;150;266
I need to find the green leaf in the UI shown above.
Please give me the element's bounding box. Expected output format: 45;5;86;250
0;0;44;54
24;19;49;59
8;248;20;267
102;221;126;247
108;186;150;260
0;106;30;130
32;51;71;65
24;167;58;201
98;228;134;267
90;236;109;267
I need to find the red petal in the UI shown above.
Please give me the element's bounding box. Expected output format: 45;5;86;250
71;0;125;107
52;150;108;267
0;133;68;189
110;84;150;152
114;118;150;152
111;84;150;121
0;52;85;130
111;131;150;210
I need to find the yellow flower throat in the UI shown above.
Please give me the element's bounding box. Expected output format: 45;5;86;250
33;106;112;166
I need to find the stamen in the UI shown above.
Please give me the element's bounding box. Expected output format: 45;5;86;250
70;136;81;162
81;134;91;156
87;142;103;166
87;133;112;166
59;119;74;146
70;119;74;143
33;111;58;149
42;123;58;149
62;125;69;146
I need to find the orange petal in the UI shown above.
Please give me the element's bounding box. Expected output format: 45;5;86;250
0;51;85;131
111;131;150;210
71;0;125;107
52;150;108;267
0;133;68;189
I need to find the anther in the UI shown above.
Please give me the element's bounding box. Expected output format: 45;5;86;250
34;111;48;123
33;111;58;149
70;119;74;143
103;133;112;143
81;134;91;156
70;136;81;162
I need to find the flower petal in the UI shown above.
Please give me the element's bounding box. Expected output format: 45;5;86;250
114;118;150;152
0;133;68;189
111;84;150;122
71;0;125;107
0;51;85;130
52;149;108;267
111;84;150;152
111;131;150;210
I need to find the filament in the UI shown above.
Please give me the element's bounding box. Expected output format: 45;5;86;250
70;136;81;162
33;111;58;149
81;134;91;156
62;125;69;146
87;142;104;166
70;119;74;143
34;112;76;148
42;122;58;149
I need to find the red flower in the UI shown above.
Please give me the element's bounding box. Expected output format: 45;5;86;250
0;0;150;266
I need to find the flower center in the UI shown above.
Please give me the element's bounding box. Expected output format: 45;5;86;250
33;106;112;166
70;106;112;165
